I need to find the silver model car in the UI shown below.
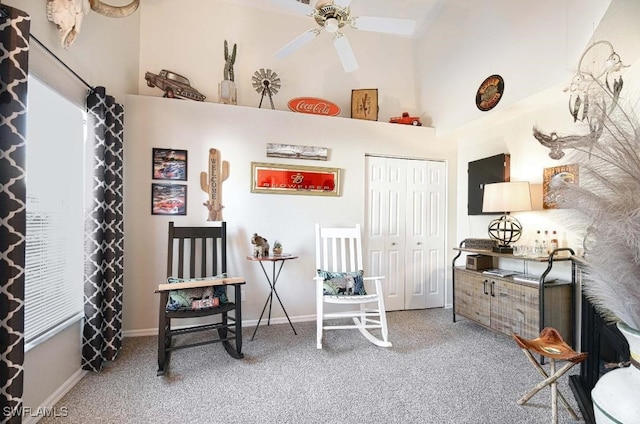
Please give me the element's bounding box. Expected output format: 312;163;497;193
145;69;206;101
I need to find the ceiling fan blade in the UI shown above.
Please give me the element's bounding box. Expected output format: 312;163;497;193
334;0;353;8
333;34;358;73
275;29;321;59
352;16;416;36
268;0;315;16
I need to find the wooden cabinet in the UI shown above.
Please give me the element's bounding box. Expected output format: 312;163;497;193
453;246;575;344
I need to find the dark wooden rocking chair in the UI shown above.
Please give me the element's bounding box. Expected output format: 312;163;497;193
156;221;246;376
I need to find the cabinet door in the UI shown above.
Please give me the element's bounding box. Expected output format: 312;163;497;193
490;278;538;339
454;269;490;327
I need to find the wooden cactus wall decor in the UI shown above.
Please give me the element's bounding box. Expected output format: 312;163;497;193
201;148;229;221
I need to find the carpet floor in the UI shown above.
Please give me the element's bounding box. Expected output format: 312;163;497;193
39;308;583;423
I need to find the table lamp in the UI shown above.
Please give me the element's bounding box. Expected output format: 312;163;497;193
482;181;532;253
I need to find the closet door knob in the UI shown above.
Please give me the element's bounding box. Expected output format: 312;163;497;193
391;242;396;246
417;242;422;245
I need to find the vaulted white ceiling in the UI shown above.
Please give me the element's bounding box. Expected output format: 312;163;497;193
217;0;622;132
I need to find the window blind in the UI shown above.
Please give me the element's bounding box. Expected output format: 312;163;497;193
24;76;85;348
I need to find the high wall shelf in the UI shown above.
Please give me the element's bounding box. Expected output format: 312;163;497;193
452;241;576;345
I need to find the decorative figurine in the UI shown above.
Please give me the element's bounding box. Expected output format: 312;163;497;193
389;112;422;126
272;240;283;256
251;233;270;258
200;148;229;221
219;40;237;105
145;69;206;101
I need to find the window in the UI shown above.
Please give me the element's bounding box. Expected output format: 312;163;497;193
24;76;85;350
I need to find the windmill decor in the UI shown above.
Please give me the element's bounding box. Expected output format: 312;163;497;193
252;68;281;109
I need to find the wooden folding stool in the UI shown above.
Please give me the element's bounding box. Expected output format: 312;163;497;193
512;327;587;424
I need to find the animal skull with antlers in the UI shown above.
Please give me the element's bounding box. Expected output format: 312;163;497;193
46;0;140;49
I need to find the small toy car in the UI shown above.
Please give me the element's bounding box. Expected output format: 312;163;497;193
389;112;422;126
145;69;206;101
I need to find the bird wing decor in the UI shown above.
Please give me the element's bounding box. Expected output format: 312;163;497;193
271;0;416;73
532;119;604;160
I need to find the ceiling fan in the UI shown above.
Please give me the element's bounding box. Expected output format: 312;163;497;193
272;0;416;73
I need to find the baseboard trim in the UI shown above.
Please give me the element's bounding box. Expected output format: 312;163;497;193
23;368;87;424
122;308;450;338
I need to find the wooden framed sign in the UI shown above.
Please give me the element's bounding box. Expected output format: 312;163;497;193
351;88;378;121
250;162;341;196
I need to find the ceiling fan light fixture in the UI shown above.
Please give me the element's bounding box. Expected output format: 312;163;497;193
325;17;339;33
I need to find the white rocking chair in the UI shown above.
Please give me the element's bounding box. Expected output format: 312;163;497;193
314;223;391;349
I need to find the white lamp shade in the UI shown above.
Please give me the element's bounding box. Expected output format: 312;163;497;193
482;181;532;213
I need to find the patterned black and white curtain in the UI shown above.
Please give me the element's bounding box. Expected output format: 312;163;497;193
82;87;124;371
0;5;29;423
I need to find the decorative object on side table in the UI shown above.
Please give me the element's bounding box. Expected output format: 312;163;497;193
389;112;421;126
219;40;237;105
351;88;378;121
252;68;281;109
200;148;229;221
251;233;270;258
482;181;532;253
272;240;283;256
538;42;638;424
145;69;206;101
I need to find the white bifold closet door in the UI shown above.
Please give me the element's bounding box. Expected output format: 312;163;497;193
365;155;446;311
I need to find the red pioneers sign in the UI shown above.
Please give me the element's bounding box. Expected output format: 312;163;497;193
287;97;341;116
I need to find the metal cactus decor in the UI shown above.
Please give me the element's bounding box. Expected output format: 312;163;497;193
223;40;237;82
200;148;229;221
219;40;238;104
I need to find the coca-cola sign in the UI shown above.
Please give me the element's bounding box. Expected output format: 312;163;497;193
287;97;341;116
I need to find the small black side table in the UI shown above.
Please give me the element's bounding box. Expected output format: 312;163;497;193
246;254;298;340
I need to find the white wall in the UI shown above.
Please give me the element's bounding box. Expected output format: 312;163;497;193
4;0;140;416
123;95;457;333
138;0;420;123
415;0;612;132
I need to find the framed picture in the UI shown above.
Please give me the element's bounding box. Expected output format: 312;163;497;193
151;183;187;215
251;162;341;196
543;164;579;209
351;88;378;121
266;143;328;161
152;148;188;181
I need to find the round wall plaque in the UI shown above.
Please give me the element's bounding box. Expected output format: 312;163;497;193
476;74;504;111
